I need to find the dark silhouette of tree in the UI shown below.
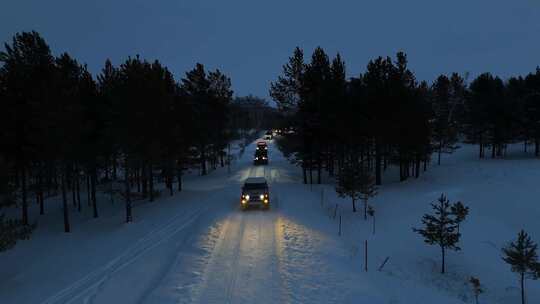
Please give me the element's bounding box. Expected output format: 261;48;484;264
523;69;540;156
336;157;364;213
270;47;304;114
432;74;459;165
0;30;243;244
272;50;433;186
0;31;55;226
502;230;540;304
180;63;233;176
466;73;513;158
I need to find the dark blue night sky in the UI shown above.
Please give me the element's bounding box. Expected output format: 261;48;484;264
2;0;539;99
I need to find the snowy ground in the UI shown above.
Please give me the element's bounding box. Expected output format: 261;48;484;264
1;140;539;304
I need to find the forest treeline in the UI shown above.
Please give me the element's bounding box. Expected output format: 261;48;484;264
271;47;540;185
0;31;275;248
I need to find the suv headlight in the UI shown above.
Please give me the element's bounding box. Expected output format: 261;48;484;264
259;194;264;200
244;194;250;200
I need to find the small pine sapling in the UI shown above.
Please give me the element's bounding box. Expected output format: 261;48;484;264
502;230;540;304
413;194;467;273
469;276;483;304
335;158;362;213
359;165;377;221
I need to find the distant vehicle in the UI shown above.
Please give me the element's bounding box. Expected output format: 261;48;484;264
256;141;268;151
240;177;270;210
254;150;268;165
264;131;273;140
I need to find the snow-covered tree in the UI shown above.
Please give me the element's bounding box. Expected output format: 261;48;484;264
413;194;466;273
502;230;540;304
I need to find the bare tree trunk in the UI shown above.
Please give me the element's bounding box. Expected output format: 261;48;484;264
200;146;207;176
62;172;70;233
21;164;28;225
72;171;77;208
91;167;98;218
39;189;44;215
149;163;154;202
375;139;382;185
317;158;322;184
177;164;183;192
308;154;313;185
302;164;307;184
136;166;141;193
441;246;445;274
438;141;442;165
415;157;420;178
76;173;81;212
87;174;91;207
142;164;148;198
520;272;525;304
112;154;117;179
38;174;44;215
364;198;368;220
125;157;132;223
168;167;173;196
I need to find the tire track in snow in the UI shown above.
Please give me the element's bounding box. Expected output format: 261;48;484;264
191;211;247;304
224;216;246;304
40;205;208;304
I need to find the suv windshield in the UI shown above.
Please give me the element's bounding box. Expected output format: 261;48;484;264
243;183;267;190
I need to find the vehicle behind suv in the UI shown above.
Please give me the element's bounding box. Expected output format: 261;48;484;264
254;149;268;165
256;141;268;152
240;177;270;210
264;131;273;140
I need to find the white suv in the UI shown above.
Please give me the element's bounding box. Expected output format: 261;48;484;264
240;177;270;210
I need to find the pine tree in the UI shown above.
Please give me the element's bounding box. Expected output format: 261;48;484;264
180;63;211;175
523;69;540;156
359;164;377;220
0;31;55;226
336;157;362;212
432;75;459;165
502;230;540;304
269;47;304;114
413;194;466;273
336;158;376;213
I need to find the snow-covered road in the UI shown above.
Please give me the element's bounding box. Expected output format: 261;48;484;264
140;141;296;304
